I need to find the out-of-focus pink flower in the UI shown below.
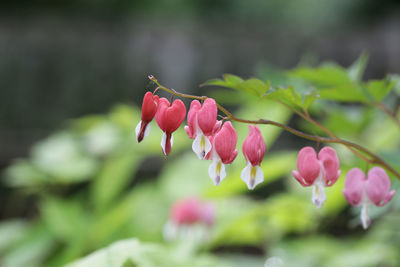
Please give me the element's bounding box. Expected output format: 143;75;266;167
170;197;215;226
208;121;238;185
184;99;218;159
164;197;215;241
343;167;395;229
241;125;266;190
135;92;159;142
292;146;340;208
155;98;186;155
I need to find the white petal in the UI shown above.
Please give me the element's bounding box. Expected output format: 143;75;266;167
241;164;264;190
135;121;142;139
312;182;326;209
136;121;151;142
208;160;226;186
161;132;167;155
361;203;371;229
161;133;174;155
192;133;212;160
163;220;178;241
143;123;150;139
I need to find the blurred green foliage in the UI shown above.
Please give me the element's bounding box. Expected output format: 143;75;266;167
1;55;400;266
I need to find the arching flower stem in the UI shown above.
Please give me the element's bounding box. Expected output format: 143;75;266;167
148;75;400;180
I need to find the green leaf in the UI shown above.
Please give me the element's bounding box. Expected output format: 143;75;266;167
31;132;98;184
91;150;141;211
348;52;369;82
263;86;318;110
237;78;270;97
289;64;351;86
40;197;88;243
318;84;368;102
389;74;400;95
202;74;269;97
0;220;29;252
66;239;225;267
202;74;243;88
364;79;394;102
0;222;55;267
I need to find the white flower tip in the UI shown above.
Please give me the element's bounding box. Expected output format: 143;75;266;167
312;183;326;209
264;257;284;267
214;176;220;186
209;160;226;186
135;121;141;138
361;204;371;230
241;165;264;190
136;121;151;142
192;134;211;160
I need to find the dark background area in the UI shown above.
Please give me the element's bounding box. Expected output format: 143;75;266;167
1;0;400;187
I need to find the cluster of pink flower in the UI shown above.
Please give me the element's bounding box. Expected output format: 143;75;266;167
136;91;396;229
291;146;395;229
136;92;266;190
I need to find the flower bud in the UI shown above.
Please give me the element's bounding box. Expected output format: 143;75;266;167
135;92;159;142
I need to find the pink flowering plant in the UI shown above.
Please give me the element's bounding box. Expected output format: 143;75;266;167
137;61;398;231
3;55;400;266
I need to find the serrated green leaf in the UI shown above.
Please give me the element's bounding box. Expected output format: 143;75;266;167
237;78;269;97
263;86;304;109
203;74;268;97
222;73;244;86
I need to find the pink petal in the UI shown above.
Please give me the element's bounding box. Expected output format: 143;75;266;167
343;168;365;206
185;100;201;139
141;92;159;122
296;147;320;185
155;98;170;131
197;98;218;136
318;147;340;186
242;125;266;166
292;170;312;187
214;122;238;164
157;99;187;134
365;167;394;207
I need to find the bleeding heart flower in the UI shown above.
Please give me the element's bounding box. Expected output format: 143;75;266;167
184;99;218;160
170;197;215;226
155;98;186;155
241;125;266;190
208;121;238;185
163;197;215;241
343;167;395;229
135;92;159;142
292;146;340;208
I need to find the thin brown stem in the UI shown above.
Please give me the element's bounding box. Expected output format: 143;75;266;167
301;109;372;163
375;102;400;129
148;75;400;180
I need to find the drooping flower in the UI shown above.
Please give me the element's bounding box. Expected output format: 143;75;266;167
155;98;186;155
292;146;340;208
343;167;395;229
170;197;215;226
208;121;238;185
163;197;215;241
241;125;266;190
184;98;218;160
135;92;159;142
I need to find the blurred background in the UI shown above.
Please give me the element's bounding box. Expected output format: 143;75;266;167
1;0;400;266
